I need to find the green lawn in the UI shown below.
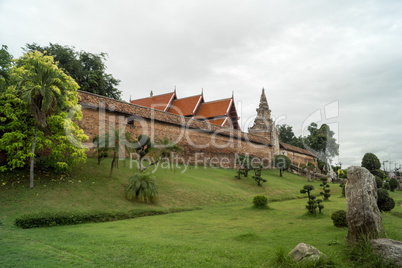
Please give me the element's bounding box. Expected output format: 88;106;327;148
1;158;401;267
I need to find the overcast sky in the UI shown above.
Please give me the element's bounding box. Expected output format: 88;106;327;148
1;0;401;169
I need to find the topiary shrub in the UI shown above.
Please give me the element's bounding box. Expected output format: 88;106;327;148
377;189;395;212
253;195;268;209
371;169;386;180
361;153;381;171
331;210;348;227
300;185;323;214
389;178;398;192
339;182;346;197
319;178;331;200
126;172;158;203
375;176;383;189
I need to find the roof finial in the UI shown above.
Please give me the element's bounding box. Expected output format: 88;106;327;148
262;87;265;94
232;91;234;99
174;85;176;93
129;95;131;102
150;90;153;97
201;88;203;95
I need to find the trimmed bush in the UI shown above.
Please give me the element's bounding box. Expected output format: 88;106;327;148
272;155;291;177
375;176;383;189
371;169;386;180
361;153;381;171
389;178;398;192
14;208;198;229
253;195;268;209
331;210;348;227
377;189;395;212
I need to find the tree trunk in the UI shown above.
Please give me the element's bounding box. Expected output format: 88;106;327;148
110;151;116;177
30;126;37;189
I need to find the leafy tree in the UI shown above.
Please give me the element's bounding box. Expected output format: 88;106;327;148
0;45;13;91
371;169;386;180
317;159;328;175
25;43;121;99
126;172;158;203
304;123;339;161
272;155;291;177
339;182;346;197
361;153;381;171
15;51;85;188
319;178;331;200
389;178;398;192
277;124;305;148
0;55;87;176
134;134;153;171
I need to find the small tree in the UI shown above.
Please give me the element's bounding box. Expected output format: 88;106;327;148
126;172;158;203
361;153;381;171
319;178;331;200
300;185;324;214
134;134;153;171
389;178;398;192
140;137;182;172
272;155;291;177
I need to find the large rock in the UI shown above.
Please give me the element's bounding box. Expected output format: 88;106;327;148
371;238;402;267
288;243;327;262
346;166;385;243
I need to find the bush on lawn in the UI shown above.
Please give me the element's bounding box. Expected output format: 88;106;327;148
331;210;348;227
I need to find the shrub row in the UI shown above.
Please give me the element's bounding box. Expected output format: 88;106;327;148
15;208;198;229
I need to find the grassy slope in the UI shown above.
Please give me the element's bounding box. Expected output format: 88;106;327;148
1;158;401;267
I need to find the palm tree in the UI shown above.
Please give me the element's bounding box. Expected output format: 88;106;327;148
16;51;77;188
94;127;134;177
140;137;182;172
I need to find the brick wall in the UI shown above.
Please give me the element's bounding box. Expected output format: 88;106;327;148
77;91;313;168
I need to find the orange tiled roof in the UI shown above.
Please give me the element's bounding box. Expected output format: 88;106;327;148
130;92;176;112
205;117;228;127
195;98;232;119
168;94;203;116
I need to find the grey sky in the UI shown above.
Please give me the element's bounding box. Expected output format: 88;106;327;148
1;0;401;169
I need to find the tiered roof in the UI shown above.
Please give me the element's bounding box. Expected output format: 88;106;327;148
130;92;176;112
130;91;240;129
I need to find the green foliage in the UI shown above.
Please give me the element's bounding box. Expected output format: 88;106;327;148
277;124;305;149
375;176;383;189
126;172;158;203
252;166;267;186
304;123;339;161
14;209;183;229
25;43;122;99
0;45;13;91
235;154;254;178
300;185;324;214
361;153;381;171
319;178;331;200
371;169;386;180
0;61;87;174
339;182;346;197
272;154;291;177
317;159;329;175
377;189;395;212
253;195;268;209
338;169;347;179
389;178;398;192
331;210;348;227
346;235;397;268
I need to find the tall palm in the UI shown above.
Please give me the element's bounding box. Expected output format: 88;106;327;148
17;51;74;188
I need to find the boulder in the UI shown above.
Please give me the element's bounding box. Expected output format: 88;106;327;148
288;243;327;262
371;238;402;267
345;166;385;243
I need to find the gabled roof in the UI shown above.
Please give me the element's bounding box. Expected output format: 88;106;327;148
168;94;204;116
280;142;316;158
205;117;228;127
130;92;176;112
195;98;233;119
